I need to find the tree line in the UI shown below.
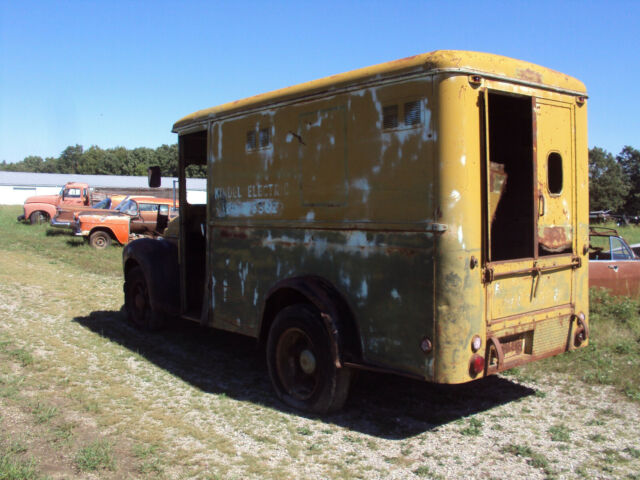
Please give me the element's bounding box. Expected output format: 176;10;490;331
2;143;639;212
0;144;194;177
589;146;640;214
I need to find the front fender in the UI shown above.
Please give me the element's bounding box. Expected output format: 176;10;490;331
123;238;180;316
23;203;56;220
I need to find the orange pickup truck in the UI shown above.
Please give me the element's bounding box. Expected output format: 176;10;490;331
72;196;178;248
51;194;127;228
18;182;93;224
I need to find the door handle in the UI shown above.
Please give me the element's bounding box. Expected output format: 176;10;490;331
608;265;618;272
539;194;545;216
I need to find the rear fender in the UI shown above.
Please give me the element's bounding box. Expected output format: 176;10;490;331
260;275;362;366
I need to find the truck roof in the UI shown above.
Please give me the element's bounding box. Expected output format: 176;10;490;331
173;50;587;132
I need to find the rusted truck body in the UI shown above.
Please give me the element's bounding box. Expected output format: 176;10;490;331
51;194;127;228
123;50;589;413
74;196;178;248
18;182;92;224
589;227;640;297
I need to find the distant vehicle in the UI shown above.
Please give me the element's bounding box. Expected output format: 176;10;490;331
589;210;612;223
18;182;94;224
51;194;127;228
589;227;640;297
72;196;178;248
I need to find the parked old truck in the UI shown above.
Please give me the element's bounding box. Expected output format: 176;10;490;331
73;196;178;248
122;50;590;413
18;182;94;224
51;194;127;228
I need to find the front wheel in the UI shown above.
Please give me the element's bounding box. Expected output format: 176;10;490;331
124;266;165;330
266;304;352;413
89;230;112;249
29;211;48;225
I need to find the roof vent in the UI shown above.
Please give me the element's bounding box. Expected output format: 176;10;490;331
246;130;257;150
259;128;270;148
383;105;398;129
404;101;422;126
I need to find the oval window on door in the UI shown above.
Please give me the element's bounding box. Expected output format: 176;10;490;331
548;152;563;194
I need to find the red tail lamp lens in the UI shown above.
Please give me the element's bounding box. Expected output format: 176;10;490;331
470;354;485;375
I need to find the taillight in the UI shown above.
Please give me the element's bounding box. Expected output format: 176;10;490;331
470;354;485;376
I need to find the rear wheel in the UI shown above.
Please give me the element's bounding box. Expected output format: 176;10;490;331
89;230;112;249
124;266;165;330
29;211;47;225
266;304;352;413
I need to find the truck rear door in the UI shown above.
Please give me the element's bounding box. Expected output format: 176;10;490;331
483;91;578;369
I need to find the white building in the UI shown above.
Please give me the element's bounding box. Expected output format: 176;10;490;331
0;171;206;205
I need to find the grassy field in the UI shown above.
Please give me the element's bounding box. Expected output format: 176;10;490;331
1;205;639;480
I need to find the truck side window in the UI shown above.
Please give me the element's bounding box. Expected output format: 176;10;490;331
548;152;563;194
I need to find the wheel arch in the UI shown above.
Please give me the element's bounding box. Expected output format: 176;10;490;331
123;238;180;317
259;275;362;366
90;226;116;242
25;203;55;220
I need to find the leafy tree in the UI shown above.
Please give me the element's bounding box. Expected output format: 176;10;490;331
617;146;640;214
57;145;84;173
589;147;629;212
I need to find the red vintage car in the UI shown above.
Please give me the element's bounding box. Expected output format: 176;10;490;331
589;227;640;297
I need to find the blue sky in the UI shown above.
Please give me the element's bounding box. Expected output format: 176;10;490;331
1;0;638;163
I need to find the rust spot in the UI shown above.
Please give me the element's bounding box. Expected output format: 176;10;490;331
539;226;570;252
385;246;418;257
390;54;419;65
516;68;543;84
219;228;248;239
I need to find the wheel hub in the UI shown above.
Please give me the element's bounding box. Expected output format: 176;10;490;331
299;349;316;375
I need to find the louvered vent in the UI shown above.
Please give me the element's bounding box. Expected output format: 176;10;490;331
246;130;257;150
383;105;398;129
404;101;422;126
259;128;270;148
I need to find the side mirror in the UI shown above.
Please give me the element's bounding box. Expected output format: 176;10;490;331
148;166;161;188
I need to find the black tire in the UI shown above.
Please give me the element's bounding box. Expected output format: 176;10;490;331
124;266;165;330
29;211;47;225
89;230;112;249
266;304;352;413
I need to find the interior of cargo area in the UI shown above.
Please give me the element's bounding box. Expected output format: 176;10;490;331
487;92;534;262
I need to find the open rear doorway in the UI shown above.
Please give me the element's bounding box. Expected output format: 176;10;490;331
487;92;534;262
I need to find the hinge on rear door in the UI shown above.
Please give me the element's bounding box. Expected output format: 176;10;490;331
482;267;494;284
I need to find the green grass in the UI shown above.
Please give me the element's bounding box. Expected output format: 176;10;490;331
0;206;122;277
0;435;42;480
32;402;58;424
460;417;483;436
502;444;552;475
521;287;640;402
548;424;571;442
74;439;115;472
0;453;40;480
600;222;640;245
